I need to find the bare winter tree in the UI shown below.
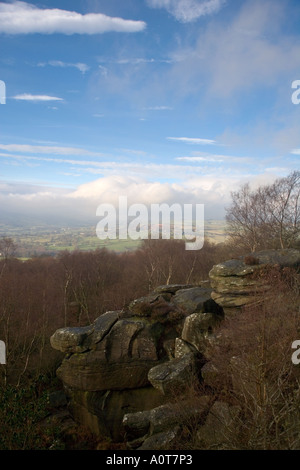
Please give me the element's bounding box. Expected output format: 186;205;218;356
0;237;17;260
0;237;17;280
264;171;300;249
225;183;266;252
226;171;300;252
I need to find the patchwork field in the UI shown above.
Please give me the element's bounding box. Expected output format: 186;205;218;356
0;219;228;258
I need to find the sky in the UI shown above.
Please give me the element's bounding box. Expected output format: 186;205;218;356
0;0;299;227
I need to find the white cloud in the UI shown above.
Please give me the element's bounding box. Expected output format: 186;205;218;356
0;175;228;224
0;144;104;157
98;57;173;65
0;146;260;183
146;0;225;22
143;106;173;110
38;60;90;74
0;1;146;35
167;137;216;145
13;94;63;101
66;174;235;221
98;65;108;77
115;58;156;65
176;152;255;164
167;0;300;99
176;155;223;162
0;152;220;178
0;169;285;227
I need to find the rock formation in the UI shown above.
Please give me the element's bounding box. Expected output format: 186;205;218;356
50;283;222;441
209;249;300;315
50;248;300;448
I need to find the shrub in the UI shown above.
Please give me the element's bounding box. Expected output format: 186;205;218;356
0;379;59;450
204;267;300;449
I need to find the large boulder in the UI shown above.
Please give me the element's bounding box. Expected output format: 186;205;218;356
66;386;168;441
172;286;221;315
50;310;120;354
53;317;169;391
148;352;201;396
50;288;194;439
123;396;211;449
209;249;300;313
181;312;223;354
50;283;225;442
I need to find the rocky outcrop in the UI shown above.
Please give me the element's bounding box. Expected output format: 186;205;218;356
123;396;212;450
50;283;220;441
147;352;202;396
50;248;300;448
209;249;300;315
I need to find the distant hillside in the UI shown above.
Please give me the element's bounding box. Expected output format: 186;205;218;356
0;220;227;258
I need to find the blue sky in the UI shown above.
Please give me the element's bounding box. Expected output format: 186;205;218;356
0;0;299;226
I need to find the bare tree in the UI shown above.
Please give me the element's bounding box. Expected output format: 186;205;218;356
264;171;300;249
0;237;17;280
225;183;265;252
0;237;17;260
226;171;300;252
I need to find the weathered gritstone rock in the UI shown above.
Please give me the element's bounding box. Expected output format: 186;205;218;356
50;310;120;354
127;293;166;316
51;285;206;439
181;312;224;354
174;337;198;358
122;410;152;441
148;352;201;396
138;427;181;450
50;283;224;441
54;318;167;391
172;286;221;315
66;386;168;441
154;284;196;295
209;249;300;313
123;396;211;449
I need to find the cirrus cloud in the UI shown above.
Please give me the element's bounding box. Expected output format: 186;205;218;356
38;60;90;74
0;143;104;156
146;0;225;22
167;137;216;145
13;93;63;102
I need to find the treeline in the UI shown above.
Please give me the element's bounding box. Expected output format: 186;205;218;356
0;238;229;387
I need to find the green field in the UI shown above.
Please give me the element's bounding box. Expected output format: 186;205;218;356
0;219;228;258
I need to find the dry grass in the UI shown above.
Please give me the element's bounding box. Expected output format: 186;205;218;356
202;266;300;449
